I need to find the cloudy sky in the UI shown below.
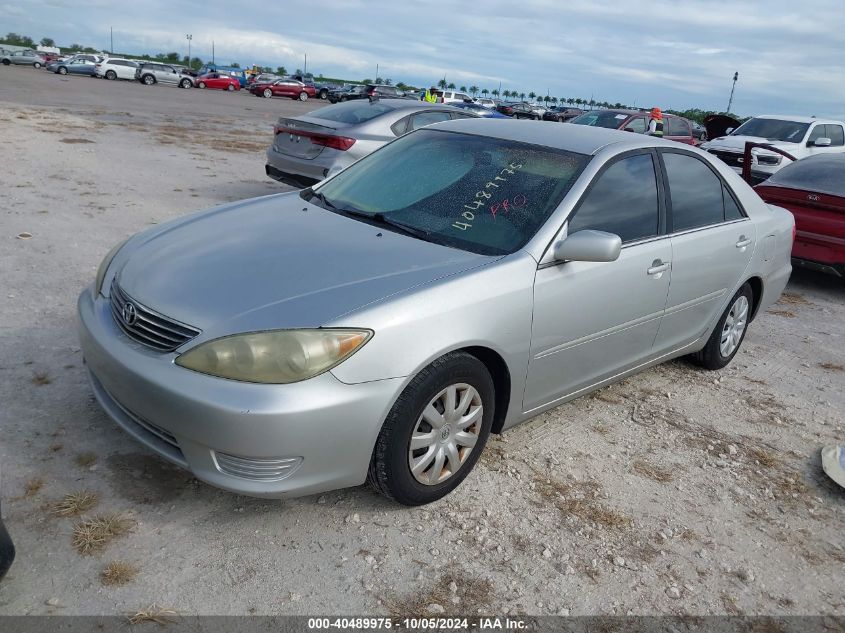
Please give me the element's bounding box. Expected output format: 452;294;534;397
4;0;845;118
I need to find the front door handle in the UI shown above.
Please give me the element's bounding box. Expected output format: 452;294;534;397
736;235;752;249
647;260;671;276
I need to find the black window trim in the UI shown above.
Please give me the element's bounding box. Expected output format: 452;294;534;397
656;148;749;235
540;148;667;266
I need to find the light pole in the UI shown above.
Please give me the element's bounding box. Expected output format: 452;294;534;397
726;71;738;113
110;27;113;54
304;53;307;75
186;34;192;66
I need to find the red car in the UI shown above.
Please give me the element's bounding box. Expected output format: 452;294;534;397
250;79;316;101
755;153;845;277
195;72;240;91
569;109;697;145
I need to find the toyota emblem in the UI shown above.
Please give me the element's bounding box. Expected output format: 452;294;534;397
122;302;137;326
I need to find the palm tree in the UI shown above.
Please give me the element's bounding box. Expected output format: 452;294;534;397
491;89;499;98
551;97;558;105
459;85;467;92
528;91;536;102
447;82;456;89
574;98;583;107
481;88;489;97
543;95;551;104
469;85;479;96
519;92;526;101
501;90;509;99
437;78;447;89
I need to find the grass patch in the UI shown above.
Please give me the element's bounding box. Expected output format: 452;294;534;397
128;605;178;625
101;560;139;586
53;491;99;517
75;452;97;468
532;470;630;530
777;292;811;305
72;514;133;554
767;309;796;318
632;459;673;483
747;446;780;468
25;477;45;497
32;371;51;385
386;571;493;618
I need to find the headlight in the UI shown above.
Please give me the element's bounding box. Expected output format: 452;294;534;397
175;329;372;384
95;238;130;296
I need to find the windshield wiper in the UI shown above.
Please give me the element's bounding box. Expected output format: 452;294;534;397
340;208;433;241
304;188;337;210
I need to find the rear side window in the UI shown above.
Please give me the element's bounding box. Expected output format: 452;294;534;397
667;117;690;137
663;153;724;231
410;111;452;130
568;153;659;243
723;187;744;221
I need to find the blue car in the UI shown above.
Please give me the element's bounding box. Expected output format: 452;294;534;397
448;102;508;118
47;58;97;76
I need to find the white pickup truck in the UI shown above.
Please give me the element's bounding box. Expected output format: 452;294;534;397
701;114;845;184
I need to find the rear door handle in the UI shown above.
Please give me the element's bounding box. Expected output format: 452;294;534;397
736;236;752;249
647;260;671;276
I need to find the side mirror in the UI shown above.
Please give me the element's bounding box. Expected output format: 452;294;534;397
811;137;832;147
554;230;622;263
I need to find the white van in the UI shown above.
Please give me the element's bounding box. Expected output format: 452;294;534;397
95;58;139;80
439;90;473;104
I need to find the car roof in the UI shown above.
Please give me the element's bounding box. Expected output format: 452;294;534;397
754;114;845;125
325;98;472;114
431;118;681;155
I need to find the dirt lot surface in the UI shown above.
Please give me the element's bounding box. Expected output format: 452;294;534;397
1;66;843;618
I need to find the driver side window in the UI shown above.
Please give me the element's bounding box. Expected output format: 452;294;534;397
567;153;660;243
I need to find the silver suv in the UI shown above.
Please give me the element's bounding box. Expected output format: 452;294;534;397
1;50;46;68
135;62;193;88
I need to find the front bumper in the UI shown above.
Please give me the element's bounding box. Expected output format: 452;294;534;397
77;286;403;498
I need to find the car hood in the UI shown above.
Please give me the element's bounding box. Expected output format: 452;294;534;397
114;193;494;334
704;134;800;153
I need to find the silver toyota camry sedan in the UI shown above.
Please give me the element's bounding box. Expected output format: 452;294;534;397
78;120;794;506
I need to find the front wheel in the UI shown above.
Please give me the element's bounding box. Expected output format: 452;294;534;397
298;91;308;101
227;84;234;91
58;66;68;75
1;60;9;66
368;351;494;506
105;70;117;80
180;79;192;89
142;74;155;85
691;283;753;370
198;81;206;89
339;96;347;102
263;88;272;98
319;89;328;99
33;62;42;69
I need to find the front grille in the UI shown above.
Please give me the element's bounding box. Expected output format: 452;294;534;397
708;149;744;168
110;279;200;352
112;397;180;450
214;453;302;482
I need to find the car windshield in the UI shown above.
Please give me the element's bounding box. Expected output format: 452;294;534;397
730;118;810;142
569;111;629;129
309;101;397;124
305;129;590;255
765;155;845;197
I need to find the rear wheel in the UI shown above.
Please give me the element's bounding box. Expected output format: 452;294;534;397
142;74;155;85
198;81;206;89
339;95;347;102
263;88;272;98
298;91;308;101
227;83;235;91
105;70;117;80
58;66;68;75
180;78;192;89
1;60;9;66
367;351;494;506
33;62;42;69
319;88;328;99
691;283;753;370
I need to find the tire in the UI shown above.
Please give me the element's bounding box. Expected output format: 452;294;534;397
367;351;495;506
33;62;42;69
263;88;272;98
105;70;117;80
227;84;234;91
319;89;328;100
691;283;753;370
298;91;308;101
1;60;9;66
58;66;68;75
180;79;192;89
339;96;347;102
198;81;206;89
142;74;155;85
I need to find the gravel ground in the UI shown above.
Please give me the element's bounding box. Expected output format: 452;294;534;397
0;65;843;618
